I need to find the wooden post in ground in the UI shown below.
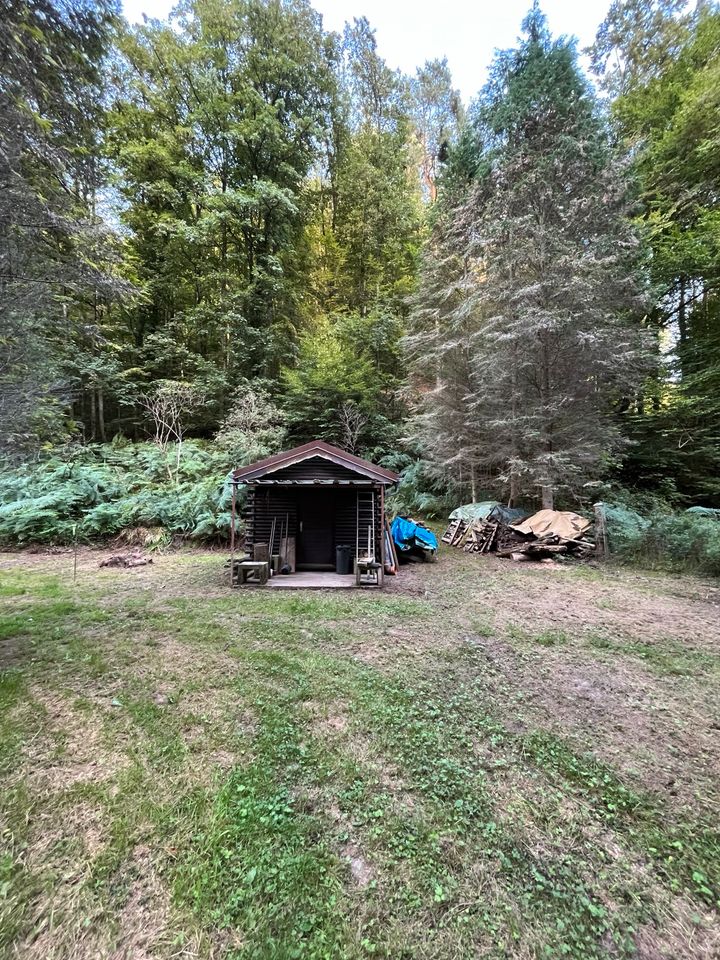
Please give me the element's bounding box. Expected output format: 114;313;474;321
594;502;609;560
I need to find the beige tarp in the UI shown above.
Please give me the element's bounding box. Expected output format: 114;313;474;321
511;509;591;540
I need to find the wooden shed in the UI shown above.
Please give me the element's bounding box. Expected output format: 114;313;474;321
231;441;398;586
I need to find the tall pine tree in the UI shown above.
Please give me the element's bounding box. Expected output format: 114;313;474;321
409;6;650;508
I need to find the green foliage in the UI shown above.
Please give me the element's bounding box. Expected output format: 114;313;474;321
408;8;649;507
7;0;720;538
0;443;237;546
183;707;348;955
109;0;337;385
282;314;404;456
603;499;720;575
214;383;287;467
592;3;720;504
388;459;452;519
618;511;720;575
0;0;126;456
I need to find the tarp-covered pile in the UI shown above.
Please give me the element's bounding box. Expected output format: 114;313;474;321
449;501;527;524
391;516;438;561
442;505;595;562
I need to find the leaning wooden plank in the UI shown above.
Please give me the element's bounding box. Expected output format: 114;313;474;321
384;516;398;574
450;520;468;546
441;520;459;544
481;522;499;553
389;519;400;570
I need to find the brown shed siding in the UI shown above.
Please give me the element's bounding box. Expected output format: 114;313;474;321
243;487;299;550
235;442;395;574
243;484;384;569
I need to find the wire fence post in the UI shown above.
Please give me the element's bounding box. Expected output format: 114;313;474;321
72;523;78;583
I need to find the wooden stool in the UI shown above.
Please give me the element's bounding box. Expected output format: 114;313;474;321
236;561;269;586
354;559;384;587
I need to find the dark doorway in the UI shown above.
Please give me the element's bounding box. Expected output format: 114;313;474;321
297;490;335;569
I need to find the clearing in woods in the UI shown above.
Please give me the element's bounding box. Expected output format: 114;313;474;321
0;546;719;959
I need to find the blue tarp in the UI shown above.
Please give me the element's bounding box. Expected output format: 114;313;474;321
391;516;438;555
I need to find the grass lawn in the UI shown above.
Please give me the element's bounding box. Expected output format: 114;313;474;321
1;546;719;959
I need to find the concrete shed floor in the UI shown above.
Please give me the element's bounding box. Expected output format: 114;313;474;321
266;571;358;589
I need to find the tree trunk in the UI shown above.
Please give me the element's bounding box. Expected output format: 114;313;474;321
509;341;519;507
508;473;520;508
470;463;477;503
677;275;687;345
97;388;106;443
89;388;96;442
594;502;609;560
541;485;554;510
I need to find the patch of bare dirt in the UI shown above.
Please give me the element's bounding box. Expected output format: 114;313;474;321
633;908;720;960
22;686;130;793
385;561;433;598
0;547;230;602
340;841;374;888
472;557;720;651
468;632;719;812
108;845;172;960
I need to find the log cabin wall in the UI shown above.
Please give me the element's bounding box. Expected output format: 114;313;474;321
242;487;299;551
242;483;384;568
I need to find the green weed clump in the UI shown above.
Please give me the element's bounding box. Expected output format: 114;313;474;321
0;442;240;546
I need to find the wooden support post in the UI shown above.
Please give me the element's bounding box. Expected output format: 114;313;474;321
230;481;236;587
379;484;385;568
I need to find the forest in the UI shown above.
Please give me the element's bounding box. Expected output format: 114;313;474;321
2;0;720;569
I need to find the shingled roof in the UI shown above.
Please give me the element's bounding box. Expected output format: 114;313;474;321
231;440;398;485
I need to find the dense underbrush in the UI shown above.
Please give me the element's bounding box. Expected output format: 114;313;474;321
604;502;720;577
0;442;238;546
2;444;719;575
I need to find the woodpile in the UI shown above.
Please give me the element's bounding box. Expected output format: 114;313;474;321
99;553;153;568
441;508;596;563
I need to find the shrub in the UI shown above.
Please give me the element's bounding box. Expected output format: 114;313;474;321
605;501;720;576
388;459;453;519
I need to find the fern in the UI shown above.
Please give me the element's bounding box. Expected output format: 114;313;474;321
0;442;239;545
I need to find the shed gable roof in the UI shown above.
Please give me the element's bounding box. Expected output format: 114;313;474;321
231;440;398;485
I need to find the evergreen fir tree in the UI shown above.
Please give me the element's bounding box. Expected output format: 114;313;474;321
410;6;651;507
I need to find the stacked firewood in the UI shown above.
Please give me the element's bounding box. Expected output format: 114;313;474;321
441;512;596;562
463;520;500;554
442;517;521;554
496;533;595;560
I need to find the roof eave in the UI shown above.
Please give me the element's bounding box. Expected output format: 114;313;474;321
231;440;399;485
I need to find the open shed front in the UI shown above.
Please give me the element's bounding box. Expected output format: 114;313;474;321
231;441;398;588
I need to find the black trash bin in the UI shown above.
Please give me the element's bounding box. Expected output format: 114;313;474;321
335;545;353;575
